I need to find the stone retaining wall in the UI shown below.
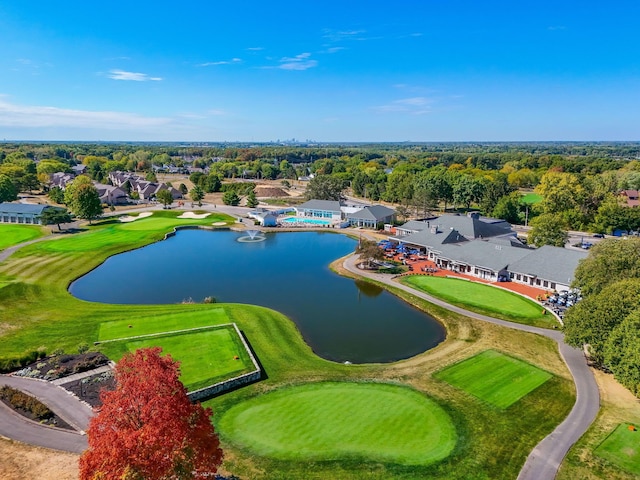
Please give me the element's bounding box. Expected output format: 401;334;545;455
188;323;261;402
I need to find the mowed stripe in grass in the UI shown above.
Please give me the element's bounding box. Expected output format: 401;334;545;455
595;423;640;475
98;308;230;341
218;382;457;466
435;349;553;409
402;275;550;325
0;224;45;250
99;324;254;392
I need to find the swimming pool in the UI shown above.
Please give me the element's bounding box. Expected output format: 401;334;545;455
281;217;331;226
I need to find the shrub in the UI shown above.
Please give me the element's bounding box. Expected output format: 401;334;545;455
0;386;53;420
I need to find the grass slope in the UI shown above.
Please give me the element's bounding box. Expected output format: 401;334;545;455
521;192;543;204
435;349;553;409
401;275;553;327
0;224;45;250
218;382;456;466
595;423;640;475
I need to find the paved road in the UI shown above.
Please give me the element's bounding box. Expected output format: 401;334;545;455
342;255;600;480
0;376;91;453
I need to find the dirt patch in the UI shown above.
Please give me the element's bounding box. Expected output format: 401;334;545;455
0;438;79;480
255;186;289;198
593;369;639;409
14;352;110;381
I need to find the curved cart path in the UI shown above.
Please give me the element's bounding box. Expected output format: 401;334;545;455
343;254;600;480
0;376;91;454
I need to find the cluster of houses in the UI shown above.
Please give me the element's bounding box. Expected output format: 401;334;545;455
49;170;182;206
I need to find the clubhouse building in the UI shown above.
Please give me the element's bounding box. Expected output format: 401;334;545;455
391;212;588;291
0;203;55;225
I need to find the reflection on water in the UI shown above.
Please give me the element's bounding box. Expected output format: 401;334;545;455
70;230;445;363
355;279;383;298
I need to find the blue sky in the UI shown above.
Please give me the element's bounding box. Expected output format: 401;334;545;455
1;1;639;142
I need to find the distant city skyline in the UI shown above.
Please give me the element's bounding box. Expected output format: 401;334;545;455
1;1;639;142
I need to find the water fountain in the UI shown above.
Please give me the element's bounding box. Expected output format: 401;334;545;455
237;229;267;243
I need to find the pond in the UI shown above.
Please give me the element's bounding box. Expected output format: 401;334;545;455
70;229;445;364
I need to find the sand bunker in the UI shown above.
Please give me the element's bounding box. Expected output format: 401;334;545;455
212;221;227;226
177;211;211;219
119;212;153;222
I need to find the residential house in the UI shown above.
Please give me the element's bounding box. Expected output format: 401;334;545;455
95;184;128;205
620;189;640;208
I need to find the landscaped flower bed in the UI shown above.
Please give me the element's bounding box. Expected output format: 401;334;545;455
0;385;72;429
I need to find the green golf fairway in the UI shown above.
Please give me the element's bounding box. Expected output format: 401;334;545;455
435;350;552;409
100;325;254;391
401;275;550;325
98;308;230;341
218;382;457;466
521;192;543;204
595;423;640;475
0;224;45;250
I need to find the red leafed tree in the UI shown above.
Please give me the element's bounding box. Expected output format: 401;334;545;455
79;347;223;479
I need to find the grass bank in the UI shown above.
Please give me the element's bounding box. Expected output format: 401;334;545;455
0;224;46;251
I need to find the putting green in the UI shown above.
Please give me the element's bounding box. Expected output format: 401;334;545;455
595;423;640;475
0;224;45;250
435;350;552;409
402;275;550;325
218;382;456;466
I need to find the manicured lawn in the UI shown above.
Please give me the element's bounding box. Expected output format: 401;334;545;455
521;192;543;204
401;275;553;327
0;224;45;250
595;423;640;475
0;210;577;479
218;382;456;466
100;325;255;391
98;308;230;341
435;349;553;409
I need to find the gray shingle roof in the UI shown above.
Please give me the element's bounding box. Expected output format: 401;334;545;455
508;245;588;285
296;199;343;212
0;203;51;215
347;205;396;221
437;240;533;272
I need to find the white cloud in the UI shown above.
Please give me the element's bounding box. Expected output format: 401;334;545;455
279;53;318;71
0;97;171;129
108;69;162;81
373;96;434;115
322;29;366;42
197;58;242;67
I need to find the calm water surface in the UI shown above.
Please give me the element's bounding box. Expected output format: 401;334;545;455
70;230;445;363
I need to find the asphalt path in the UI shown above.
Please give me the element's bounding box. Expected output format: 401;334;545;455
0;376;91;453
342;254;600;480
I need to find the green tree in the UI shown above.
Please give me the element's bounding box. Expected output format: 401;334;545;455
48;186;65;204
492;192;521;224
528;213;568;247
65;177;102;224
604;311;640;396
145;171;158;182
156;189;174;209
452;174;484;210
222;191;240;206
190;186;204;206
304;175;345;201
355;239;385;268
572;237;640;297
179;183;188;195
563;278;640;365
40;207;72;231
246;190;259;208
0;174;18;202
